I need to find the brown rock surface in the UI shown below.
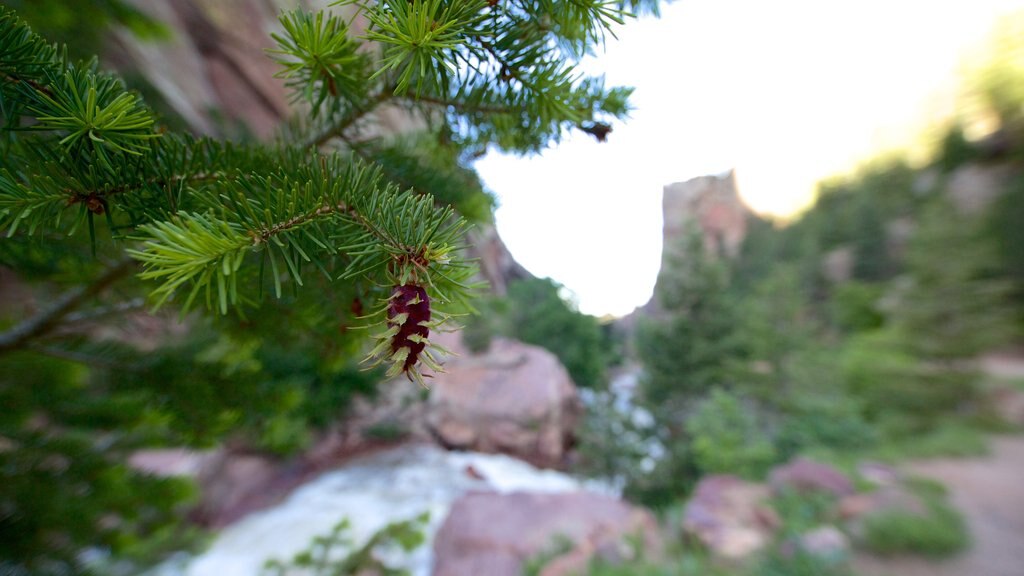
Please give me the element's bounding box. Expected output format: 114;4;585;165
682;475;778;559
661;171;750;263
433;491;661;576
769;458;855;497
631;170;751;319
945;163;1017;216
426;338;580;468
112;0;294;139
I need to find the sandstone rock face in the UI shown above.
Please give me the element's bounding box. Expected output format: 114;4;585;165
769;458;855;497
682;475;779;560
427;338;580;468
661;171;750;263
433;491;661;576
113;0;295;139
466;224;532;296
633;171;751;318
113;1;426;141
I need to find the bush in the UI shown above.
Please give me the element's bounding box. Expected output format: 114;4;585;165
755;549;855;576
840;330;974;429
504;278;609;388
686;388;776;479
262;513;429;575
862;478;969;557
872;421;989;461
775;392;878;459
829;281;886;334
574;388;656;486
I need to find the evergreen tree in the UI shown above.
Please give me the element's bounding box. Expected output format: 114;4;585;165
851;189;891;282
629;226;746;505
637;227;745;408
858;197;1019;425
895;198;1014;363
0;2;658;572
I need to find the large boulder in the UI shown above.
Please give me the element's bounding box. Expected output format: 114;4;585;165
433;491;661;576
682;475;779;560
769;458;855;497
427;338;581;468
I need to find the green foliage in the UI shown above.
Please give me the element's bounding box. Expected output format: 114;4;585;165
262;512;429;576
755;549;855;576
460;297;498;354
988;174;1024;324
521;534;575;576
1;0;168;61
850;190;892;282
0;351;203;573
775;392;878;460
829;281;885;334
686;388;776;479
627;227;747;505
623;440;701;510
737;265;815;395
894;198;1015;361
638;227;745;405
935;124;981;172
463;277;610;386
0;1;657;571
290;0;645;154
575;386;655;485
353;132;496;223
505;277;609;388
770;488;838;535
862;478;969;557
270;10;370;117
871;420;989;461
840;329;968;427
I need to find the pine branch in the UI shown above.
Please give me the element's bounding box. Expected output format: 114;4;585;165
305;89;396;147
126;152;471;316
0;258;134;354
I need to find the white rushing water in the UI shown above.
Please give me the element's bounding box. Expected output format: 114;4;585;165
152;444;612;576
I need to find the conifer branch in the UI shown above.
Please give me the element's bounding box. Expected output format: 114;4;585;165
0;259;134;353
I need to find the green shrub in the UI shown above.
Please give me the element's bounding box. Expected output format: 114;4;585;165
262;513;429;575
770;488;839;535
686;389;776;479
461;313;495;354
755;549;854;576
840;330;974;428
775;391;878;459
622;440;701;510
872;421;989;461
862;479;969;557
505;278;609;388
587;557;734;576
864;500;966;553
829;281;886;334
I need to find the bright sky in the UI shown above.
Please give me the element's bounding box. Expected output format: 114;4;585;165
473;0;1024;318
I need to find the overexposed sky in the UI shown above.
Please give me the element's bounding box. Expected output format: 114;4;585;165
474;0;1024;317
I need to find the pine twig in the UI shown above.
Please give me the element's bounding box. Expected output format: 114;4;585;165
0;259;135;354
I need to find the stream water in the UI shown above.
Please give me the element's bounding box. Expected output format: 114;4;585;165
150;444;613;576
